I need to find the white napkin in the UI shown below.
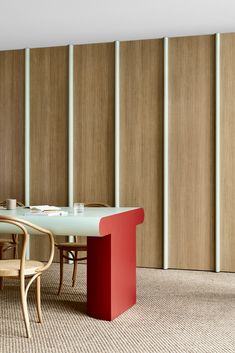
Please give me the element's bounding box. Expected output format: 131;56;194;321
30;205;61;211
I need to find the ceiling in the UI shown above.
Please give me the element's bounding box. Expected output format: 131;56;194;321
0;0;235;50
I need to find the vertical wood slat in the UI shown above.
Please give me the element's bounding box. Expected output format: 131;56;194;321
0;50;25;204
220;33;235;272
120;40;164;268
74;43;115;206
168;35;215;270
30;46;68;261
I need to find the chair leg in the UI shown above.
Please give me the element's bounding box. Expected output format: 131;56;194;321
57;249;64;295
12;234;18;259
72;251;78;287
0;245;3;290
20;277;31;338
36;276;42;323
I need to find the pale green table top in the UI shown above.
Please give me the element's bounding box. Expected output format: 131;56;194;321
0;207;139;236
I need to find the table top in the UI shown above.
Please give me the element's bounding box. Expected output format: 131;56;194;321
0;207;141;236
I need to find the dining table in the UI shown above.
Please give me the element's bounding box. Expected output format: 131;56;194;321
0;206;144;321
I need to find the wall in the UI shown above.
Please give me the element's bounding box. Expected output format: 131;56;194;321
0;33;234;272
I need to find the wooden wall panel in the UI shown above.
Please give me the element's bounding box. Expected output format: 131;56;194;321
30;46;68;206
120;40;164;268
74;43;115;206
74;43;115;252
168;35;215;270
0;50;25;257
0;50;25;203
30;46;68;261
220;33;235;272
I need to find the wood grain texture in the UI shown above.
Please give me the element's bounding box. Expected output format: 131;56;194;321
220;33;235;272
168;35;215;270
120;40;164;268
30;46;68;206
74;43;115;207
30;46;68;261
0;50;25;203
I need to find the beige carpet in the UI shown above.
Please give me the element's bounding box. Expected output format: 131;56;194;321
0;264;234;353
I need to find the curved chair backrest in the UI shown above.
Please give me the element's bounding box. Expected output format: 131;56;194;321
85;202;110;207
0;216;54;275
0;200;25;208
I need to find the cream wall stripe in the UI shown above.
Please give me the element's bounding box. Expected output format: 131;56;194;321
25;48;30;207
25;48;30;259
163;37;169;270
68;45;74;249
115;41;120;207
68;44;74;208
215;33;220;273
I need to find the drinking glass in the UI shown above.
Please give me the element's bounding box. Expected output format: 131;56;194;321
73;202;85;214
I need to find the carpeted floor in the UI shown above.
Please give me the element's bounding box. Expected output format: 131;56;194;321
0;264;234;353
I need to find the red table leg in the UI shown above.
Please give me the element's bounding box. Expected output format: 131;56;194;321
87;208;144;321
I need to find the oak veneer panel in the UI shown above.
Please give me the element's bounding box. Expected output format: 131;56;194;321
30;46;68;261
168;35;215;270
74;43;115;207
220;33;235;272
30;46;68;206
0;50;25;203
120;40;164;268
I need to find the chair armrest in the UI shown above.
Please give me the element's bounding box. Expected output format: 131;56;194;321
0;216;54;274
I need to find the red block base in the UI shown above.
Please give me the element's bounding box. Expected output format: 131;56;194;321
87;208;144;320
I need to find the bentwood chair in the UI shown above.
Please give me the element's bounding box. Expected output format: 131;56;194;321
0;216;54;338
0;200;25;290
56;202;110;295
0;235;18;290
